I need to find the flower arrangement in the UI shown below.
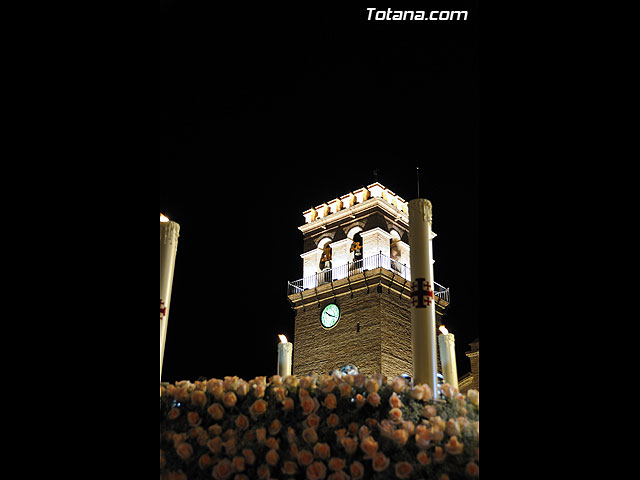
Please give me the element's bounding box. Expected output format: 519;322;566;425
160;373;479;479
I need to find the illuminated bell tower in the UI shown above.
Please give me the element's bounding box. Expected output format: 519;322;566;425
286;182;450;378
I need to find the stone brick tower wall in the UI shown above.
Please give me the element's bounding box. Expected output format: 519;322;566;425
292;284;418;378
287;182;450;380
459;339;479;393
466;339;479;390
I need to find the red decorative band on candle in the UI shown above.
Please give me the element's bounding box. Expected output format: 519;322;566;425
411;278;433;308
160;299;167;320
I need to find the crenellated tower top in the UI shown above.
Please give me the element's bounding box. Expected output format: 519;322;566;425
301;182;409;228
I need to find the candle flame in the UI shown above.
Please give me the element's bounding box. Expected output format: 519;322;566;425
439;325;448;335
278;334;288;343
160;213;170;223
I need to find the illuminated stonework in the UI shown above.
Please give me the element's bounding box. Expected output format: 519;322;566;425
287;182;449;378
297;183;435;282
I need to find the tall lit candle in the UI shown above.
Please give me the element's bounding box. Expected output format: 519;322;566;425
160;213;180;382
438;325;458;389
409;198;437;397
277;334;293;377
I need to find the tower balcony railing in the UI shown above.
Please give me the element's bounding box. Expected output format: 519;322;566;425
287;252;450;303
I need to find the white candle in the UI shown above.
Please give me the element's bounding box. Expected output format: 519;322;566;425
409;198;437;397
160;213;180;382
438;326;459;389
277;334;293;377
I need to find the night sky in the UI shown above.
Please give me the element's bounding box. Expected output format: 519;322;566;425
159;2;478;384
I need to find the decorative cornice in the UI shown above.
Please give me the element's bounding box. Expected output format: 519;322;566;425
299;197;409;235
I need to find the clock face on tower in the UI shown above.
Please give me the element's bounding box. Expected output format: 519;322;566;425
320;303;340;329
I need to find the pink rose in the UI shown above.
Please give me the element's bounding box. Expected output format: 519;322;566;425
282;460;298;475
371;452;390;472
465;461;479;477
302;426;318;445
306;461;327;480
236;380;250;396
207;436;223;454
440;383;457;398
360;436;378;459
323;393;337;410
338;382;352;397
305;413;321;430
207;402;224;420
265;448;279;467
357;425;370;441
272;386;287;402
287;426;298;444
268;419;282;436
389;376;407;393
364;378;379;394
422;405;436;419
391;428;409;446
327;470;349;480
297;449;314;467
232;456;245;472
176;442;193;461
445;436;464;455
433;446;446;463
249;399;268;419
394;461;413;479
349;461;365;480
223;376;239;391
378;419;394;438
415;424;432;449
235;413;249;431
326;413;340;428
190;390;207;408
206;380;224;400
284;375;299;387
198;453;212;470
211;458;233;480
328;457;346;471
340;436;358;455
242;448;256;465
388;407;403;424
416;450;431;465
222;391;237;408
252;384;266;398
187;411;201;426
388;392;403;409
411;383;432;401
300;396;316;415
257;465;270;479
256;427;267;443
313;442;330;460
282;397;294;411
265;437;279;450
366;392;380;407
446;419;460;436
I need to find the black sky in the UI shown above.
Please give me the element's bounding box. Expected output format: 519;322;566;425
159;2;478;383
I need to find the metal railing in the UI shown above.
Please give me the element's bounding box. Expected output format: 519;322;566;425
287;252;450;302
